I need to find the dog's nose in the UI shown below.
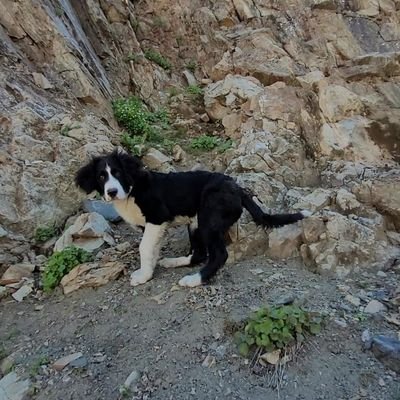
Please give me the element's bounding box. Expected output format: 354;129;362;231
107;188;118;199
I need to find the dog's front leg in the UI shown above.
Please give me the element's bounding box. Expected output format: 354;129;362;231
130;223;167;286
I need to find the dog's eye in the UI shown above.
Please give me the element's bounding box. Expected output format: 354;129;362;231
113;170;120;178
99;174;106;181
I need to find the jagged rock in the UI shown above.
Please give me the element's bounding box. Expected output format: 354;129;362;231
365;300;387;314
172;145;187;163
60;261;125;294
335;189;362;214
53;352;84;371
32;72;53;90
371;335;400;373
142;148;175;173
54;212;114;252
268;224;303;259
0;372;31;400
0;263;35;285
12;283;33;302
319;84;364;123
83;200;122;223
293;189;333;213
296;70;325;89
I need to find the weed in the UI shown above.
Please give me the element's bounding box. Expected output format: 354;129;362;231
186;84;204;97
185;60;197;73
29;356;49;377
55;5;63;17
355;312;368;322
119;385;132;398
144;49;172;71
152;16;167;29
34;225;57;243
217;139;234;153
190;134;220;151
124;53;140;63
0;344;8;360
60;124;81;136
113;97;151;137
234;305;323;357
42;246;93;292
129;17;139;31
167;86;180;97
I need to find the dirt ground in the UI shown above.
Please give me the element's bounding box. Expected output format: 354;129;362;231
1;223;399;400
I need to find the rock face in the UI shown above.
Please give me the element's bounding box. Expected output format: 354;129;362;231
0;0;399;277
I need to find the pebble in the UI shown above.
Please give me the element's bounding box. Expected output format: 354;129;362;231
124;370;140;388
53;352;83;371
364;300;386;314
334;319;348;328
345;294;361;307
377;271;387;277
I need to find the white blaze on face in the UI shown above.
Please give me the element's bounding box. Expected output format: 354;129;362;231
103;164;128;201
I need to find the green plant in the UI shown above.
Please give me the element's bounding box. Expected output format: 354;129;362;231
34;225;57;243
0;344;7;360
29;356;49;377
186;84;204;97
185;60;197;73
190;134;220;151
112;97;151;136
152;16;167;29
167;87;180;97
119;385;132;398
234;305;323;357
55;5;63;17
129;17;139;31
217;139;234;154
42;246;93;292
124;53;140;63
144;49;172;71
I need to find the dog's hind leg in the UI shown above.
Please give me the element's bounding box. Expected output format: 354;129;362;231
159;225;207;268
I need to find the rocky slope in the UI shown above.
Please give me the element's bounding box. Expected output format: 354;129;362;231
0;0;399;276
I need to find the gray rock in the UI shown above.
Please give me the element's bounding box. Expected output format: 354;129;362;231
371;335;400;373
83;200;122;223
69;355;88;368
124;370;141;388
364;300;387;314
0;372;31;400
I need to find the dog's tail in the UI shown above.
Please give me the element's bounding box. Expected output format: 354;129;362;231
240;188;310;228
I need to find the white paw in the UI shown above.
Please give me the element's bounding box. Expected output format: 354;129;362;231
159;258;177;268
130;269;152;286
178;273;202;288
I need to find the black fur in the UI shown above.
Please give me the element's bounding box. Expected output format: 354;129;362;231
75;150;306;284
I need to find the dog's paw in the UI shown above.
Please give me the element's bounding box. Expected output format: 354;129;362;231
178;273;202;288
130;269;152;286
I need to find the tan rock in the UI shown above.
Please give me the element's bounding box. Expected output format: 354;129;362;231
0;263;35;285
142;148;173;171
293;189;333;212
60;261;125;295
32;73;53;90
319;85;364;123
268;224;303;259
53;352;83;371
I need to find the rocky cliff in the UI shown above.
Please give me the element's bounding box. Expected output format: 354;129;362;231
0;0;399;275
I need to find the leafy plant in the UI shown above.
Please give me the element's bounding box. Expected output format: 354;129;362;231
34;225;57;243
234;305;323;357
29;356;49;377
190;134;220;151
186;84;203;97
152;16;167;29
42;246;93;292
144;49;172;71
113;97;151;137
124;53;140;63
185;60;197;73
217;139;234;153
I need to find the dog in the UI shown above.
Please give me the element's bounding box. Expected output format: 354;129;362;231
75;150;309;288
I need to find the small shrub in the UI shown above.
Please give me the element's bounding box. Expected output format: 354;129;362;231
167;86;180;97
144;49;172;71
34;225;57;243
42;246;93;292
29;356;49;377
152;16;167;29
234;305;323;357
129;17;139;31
124;53;140;63
120;133;144;156
217;139;234;154
185;60;197;73
190;135;220;151
186;84;203;97
112;97;151;136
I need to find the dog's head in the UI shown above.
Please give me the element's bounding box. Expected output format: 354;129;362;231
75;150;146;201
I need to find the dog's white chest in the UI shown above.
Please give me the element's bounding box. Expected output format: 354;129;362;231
113;198;146;227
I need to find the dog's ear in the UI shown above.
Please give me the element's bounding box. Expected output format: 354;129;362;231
117;152;147;180
75;158;100;194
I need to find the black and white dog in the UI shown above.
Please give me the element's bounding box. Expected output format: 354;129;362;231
75;150;308;288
